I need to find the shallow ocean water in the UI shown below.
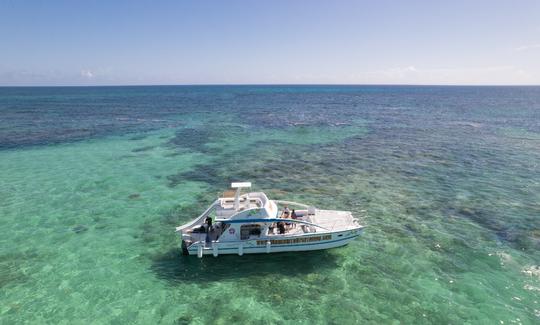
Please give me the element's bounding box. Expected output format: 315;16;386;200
0;85;539;324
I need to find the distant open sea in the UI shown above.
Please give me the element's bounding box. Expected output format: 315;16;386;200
1;85;539;323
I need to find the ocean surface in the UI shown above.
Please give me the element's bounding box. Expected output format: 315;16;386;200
0;85;539;324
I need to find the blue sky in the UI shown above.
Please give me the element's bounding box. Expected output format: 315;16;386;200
1;0;539;86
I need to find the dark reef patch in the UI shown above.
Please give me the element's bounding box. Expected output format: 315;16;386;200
168;128;213;152
0;251;37;288
450;205;538;250
139;221;161;244
132;146;155;152
72;225;89;234
167;165;225;188
129;134;148;141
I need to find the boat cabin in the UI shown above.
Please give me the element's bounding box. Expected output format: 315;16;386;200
178;182;322;244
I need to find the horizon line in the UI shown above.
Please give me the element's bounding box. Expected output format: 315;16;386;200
1;83;540;88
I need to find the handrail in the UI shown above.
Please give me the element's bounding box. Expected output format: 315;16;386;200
175;199;219;232
214;217;329;231
273;200;310;208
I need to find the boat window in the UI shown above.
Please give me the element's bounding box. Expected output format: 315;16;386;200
221;223;230;234
240;224;261;240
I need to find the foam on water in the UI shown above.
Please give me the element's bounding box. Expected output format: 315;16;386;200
1;85;539;323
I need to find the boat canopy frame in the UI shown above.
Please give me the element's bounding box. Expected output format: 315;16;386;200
215;217;329;231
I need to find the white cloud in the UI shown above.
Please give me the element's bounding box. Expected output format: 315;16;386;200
515;44;540;52
378;66;417;79
80;69;94;78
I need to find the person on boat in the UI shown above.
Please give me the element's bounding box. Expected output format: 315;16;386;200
277;221;286;234
268;222;275;235
290;209;297;228
205;216;213;229
208;221;222;241
283;210;293;230
191;217;212;233
204;216;213;243
280;205;290;218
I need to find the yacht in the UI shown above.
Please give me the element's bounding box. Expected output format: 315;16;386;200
176;182;364;257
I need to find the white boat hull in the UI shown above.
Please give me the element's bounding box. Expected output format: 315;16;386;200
185;228;363;256
177;185;365;258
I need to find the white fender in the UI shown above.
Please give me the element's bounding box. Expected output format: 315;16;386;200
266;241;271;253
212;242;218;257
238;243;244;256
197;244;203;258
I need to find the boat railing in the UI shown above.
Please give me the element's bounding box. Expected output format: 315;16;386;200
248;192;269;208
273;200;310;208
175;199;219;233
216;217;329;232
286;218;328;231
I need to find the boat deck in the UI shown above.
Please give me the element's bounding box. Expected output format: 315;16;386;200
266;209;357;237
309;210;357;231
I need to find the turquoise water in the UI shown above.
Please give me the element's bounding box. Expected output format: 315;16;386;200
1;86;539;323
